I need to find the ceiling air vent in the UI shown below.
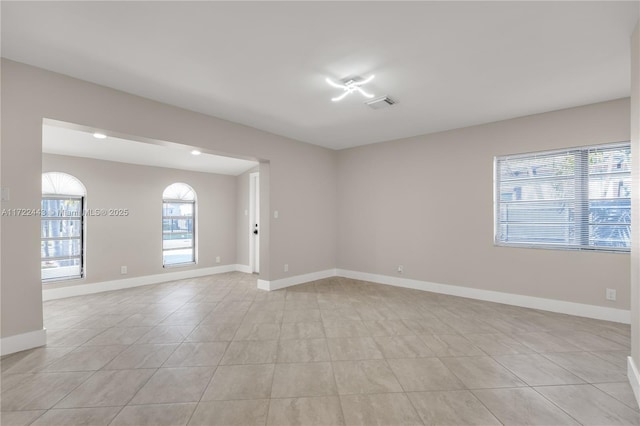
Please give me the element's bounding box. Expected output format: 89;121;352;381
365;96;396;110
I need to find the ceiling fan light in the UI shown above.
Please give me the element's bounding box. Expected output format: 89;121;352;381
327;74;375;101
326;77;346;89
331;91;350;102
352;74;375;86
355;87;375;98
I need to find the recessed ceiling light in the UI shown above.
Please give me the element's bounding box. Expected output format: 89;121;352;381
326;75;375;102
191;150;201;156
93;132;107;139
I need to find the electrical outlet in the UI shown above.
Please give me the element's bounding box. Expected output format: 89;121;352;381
606;288;617;301
121;266;127;275
216;256;221;263
284;264;289;272
397;265;404;274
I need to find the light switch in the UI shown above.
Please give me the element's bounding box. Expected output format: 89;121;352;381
1;187;9;201
274;210;279;219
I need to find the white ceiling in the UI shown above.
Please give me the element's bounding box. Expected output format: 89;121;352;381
3;2;639;150
43;124;258;176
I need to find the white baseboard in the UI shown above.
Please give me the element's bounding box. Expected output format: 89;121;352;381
257;269;337;291
336;269;631;324
257;279;270;291
628;356;640;409
42;264;240;301
31;263;635;358
236;264;253;274
39;264;631;322
1;329;46;356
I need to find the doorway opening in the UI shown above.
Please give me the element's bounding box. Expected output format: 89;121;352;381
41;118;264;295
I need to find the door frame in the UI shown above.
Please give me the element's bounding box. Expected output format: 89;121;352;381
249;172;260;273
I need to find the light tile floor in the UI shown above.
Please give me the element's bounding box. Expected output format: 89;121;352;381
1;272;638;425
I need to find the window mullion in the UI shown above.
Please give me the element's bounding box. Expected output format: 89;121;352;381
575;150;589;247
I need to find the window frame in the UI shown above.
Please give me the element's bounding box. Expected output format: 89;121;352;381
162;184;197;267
41;194;85;282
494;141;631;253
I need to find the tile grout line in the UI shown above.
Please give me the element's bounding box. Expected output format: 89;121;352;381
528;384;586;425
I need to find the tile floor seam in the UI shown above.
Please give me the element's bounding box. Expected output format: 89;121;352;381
332;368;349;426
148;341;182;370
261;399;271;426
488;353;583;387
538;351;623;384
528;384;587;425
105;404;130;426
405;389;496;426
131;366;162;400
594;382;640;412
466;388;523;426
40;368;102;412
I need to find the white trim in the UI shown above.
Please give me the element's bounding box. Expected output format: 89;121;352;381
236;264;253;274
1;329;46;356
628;357;640;409
257;279;270;291
249;172;260;274
336;269;631;324
42;264;240;301
256;269;337;291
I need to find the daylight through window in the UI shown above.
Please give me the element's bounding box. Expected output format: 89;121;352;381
41;172;86;282
163;183;196;266
495;142;631;252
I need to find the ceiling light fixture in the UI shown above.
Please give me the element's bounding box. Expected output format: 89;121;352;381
326;75;375;102
191;150;201;156
93;132;107;139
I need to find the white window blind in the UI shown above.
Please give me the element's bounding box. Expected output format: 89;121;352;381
495;142;630;252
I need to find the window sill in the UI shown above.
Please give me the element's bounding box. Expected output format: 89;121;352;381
163;262;197;269
42;275;84;285
494;242;630;254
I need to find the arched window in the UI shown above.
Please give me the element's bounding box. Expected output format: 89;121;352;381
162;183;196;266
41;172;86;282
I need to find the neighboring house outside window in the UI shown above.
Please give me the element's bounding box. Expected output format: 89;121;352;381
495;142;630;252
163;183;196;266
41;172;86;282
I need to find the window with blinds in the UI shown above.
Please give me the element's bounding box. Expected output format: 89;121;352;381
494;142;630;252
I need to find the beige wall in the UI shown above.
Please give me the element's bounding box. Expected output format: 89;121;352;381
337;99;631;309
1;59;338;339
42;154;237;287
